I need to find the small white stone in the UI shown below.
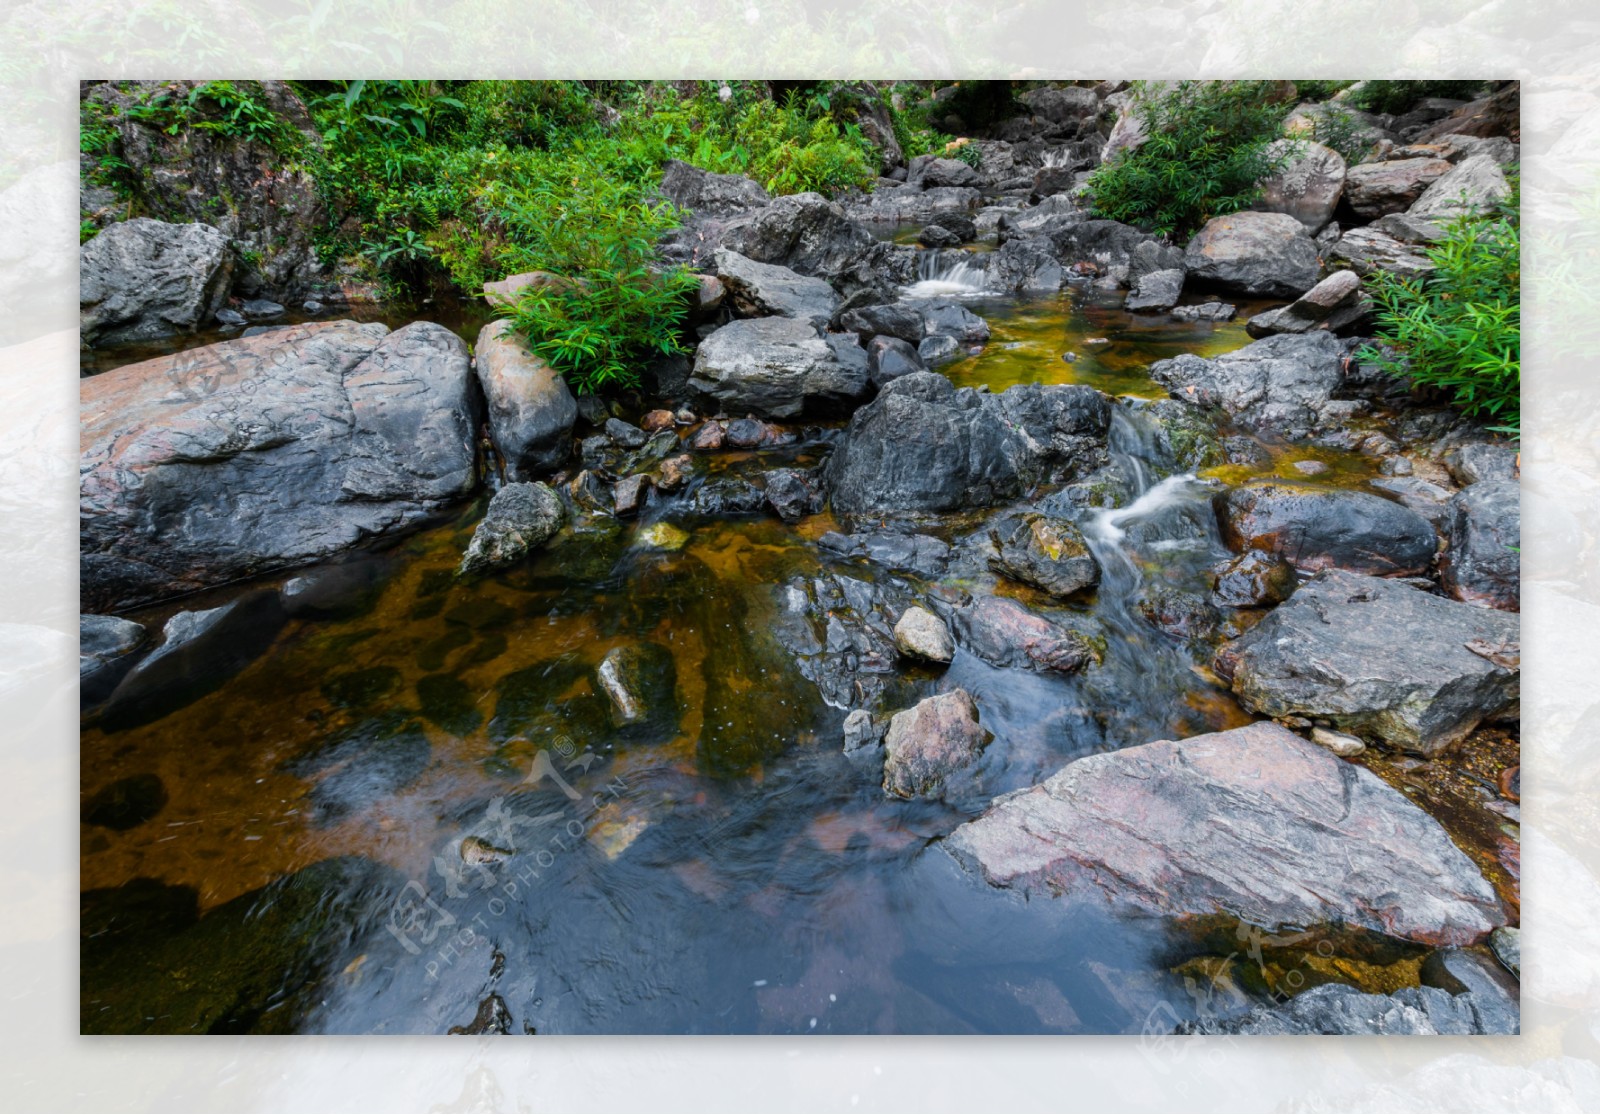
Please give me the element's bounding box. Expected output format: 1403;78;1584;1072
1311;726;1367;756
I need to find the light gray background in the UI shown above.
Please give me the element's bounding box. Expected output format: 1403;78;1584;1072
1;2;1593;1110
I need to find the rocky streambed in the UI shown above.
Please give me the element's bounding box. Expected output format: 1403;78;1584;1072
80;130;1520;1035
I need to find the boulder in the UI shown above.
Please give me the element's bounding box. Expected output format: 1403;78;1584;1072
1124;267;1185;312
1447;442;1518;486
1218;569;1519;755
690;317;870;419
1184;211;1320;298
1408;154;1512;221
81;321;479;613
950;595;1100;674
458;482;566;576
944;721;1504;945
892;605;955;664
1179;982;1514;1036
865;335;925;387
925;213;978;241
1244;269;1368;338
474;319;578;479
985;514;1099;598
658;158;770;218
881;689;992;801
1253;140;1345;233
1148;331;1349;438
1019;85;1100;125
1413;83;1520;144
837;302;925;345
1047;219;1184;287
1371;211;1448;244
762;467;824;523
1218;480;1439;576
844;185;982;226
1170;301;1237;323
713;247;838;325
907;156;982;189
79;218;234;346
1328;226;1436;279
482;270;568;309
985;236;1063;293
900;298;992;345
1439;478;1520;611
826;372;1111;515
718;192;888;283
1344;157;1453;218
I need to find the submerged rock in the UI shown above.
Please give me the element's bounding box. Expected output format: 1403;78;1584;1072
827;372;1112;516
985;514;1099;598
82;321;480;612
944;721;1503;945
882;689;992;802
80;614;148;706
1217;480;1439;577
1183;211;1320;297
1439;478;1520;611
690;317;870;419
1209;548;1296;608
1218;569;1519;755
80;218;234;346
892;605;955;664
474;320;578;479
951;595;1100;674
459;482;566;576
596;642;679;733
1178;981;1514;1035
82;772;168;830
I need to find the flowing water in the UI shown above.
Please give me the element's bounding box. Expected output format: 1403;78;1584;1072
79;285;1503;1035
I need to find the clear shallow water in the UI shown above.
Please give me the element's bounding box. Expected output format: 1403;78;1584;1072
79;288;1506;1035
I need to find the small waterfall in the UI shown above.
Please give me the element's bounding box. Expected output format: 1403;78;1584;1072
904;249;989;299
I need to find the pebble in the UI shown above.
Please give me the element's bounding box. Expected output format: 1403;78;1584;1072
1292;459;1330;476
1310;727;1366;756
461;835;512;865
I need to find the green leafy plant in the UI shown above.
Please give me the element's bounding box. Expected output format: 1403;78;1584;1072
1306;104;1377;164
1085;80;1295;239
124;81;295;148
1291;79;1356;103
1347;80;1486;115
1357;169;1520;433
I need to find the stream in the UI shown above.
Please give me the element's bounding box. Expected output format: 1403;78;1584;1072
79;274;1505;1035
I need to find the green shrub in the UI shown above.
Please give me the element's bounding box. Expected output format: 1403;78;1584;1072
886;82;954;160
125;81;297;149
1305;104;1378;164
1357;170;1520;433
1291;79;1355;103
1347;80;1486;115
1085;80;1294;240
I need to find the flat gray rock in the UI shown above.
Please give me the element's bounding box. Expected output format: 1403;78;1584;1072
713;247;839;326
690;316;870;419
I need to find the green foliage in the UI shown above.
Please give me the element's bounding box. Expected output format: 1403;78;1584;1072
1305;104;1378;164
1347;80;1486;115
125;81;296;148
886;82;954;160
1357;168;1520;433
951;141;983;169
80;217;100;244
1291;80;1356;103
1085;80;1294;240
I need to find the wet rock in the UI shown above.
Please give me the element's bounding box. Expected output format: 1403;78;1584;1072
1178;982;1511;1035
724;417;782;448
1345;157;1453;218
945;721;1503;945
279;559;387;620
1408;154;1512;221
1311;726;1367;756
1446;441;1518;486
604;417;647;449
951;595;1100;674
475;319;578;479
821;531;952;578
925;213;978;241
80;218;234;346
239;298;284;321
1244;269;1367;338
640;409;676;433
1490;926;1520;980
918;335;961;367
762;468;824;523
1149;331;1349;438
1219;569;1519;755
215;308;246;327
1422;946;1521;1013
1170;301;1237;323
1328;227;1435;280
448;993;513;1036
691;478;767;517
866;335;925;387
985;236;1063;293
713;247;839;326
882;689;992;802
80;614;147;704
1252;140;1345;232
596;642;679;733
716;192;907;297
1218;480;1439;576
985;514;1099;598
1124;267;1185;312
82;320;481;612
917;225;960;248
459;482;566;576
1047;219;1184;287
321;666;402;710
1183;211;1320;297
1136;585;1220;642
902;297;992;346
612;474;651;518
893;605;954;664
1146;398;1225;471
1439;478;1520;611
100;590;286;730
842;708;885;754
1371;211;1447;244
690;422;725;450
689;317;869;419
636;521;690;552
827;372;1112;516
416;673;482;736
1370;476;1456;530
82;773;168;830
838;302;925;345
656;455;693;492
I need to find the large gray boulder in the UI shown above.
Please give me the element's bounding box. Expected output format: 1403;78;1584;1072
1252;140;1345;233
81;320;480;612
1408;154;1512;221
458;482;566;576
944;721;1504;946
1124;267;1185;312
1184;211;1320;297
1148;331;1351;437
1019;85;1100;125
713;247;838;325
1218;480;1440;577
1328;226;1436;279
474;320;578;479
1440;478;1520;611
1344;157;1453;218
658;158;771;218
1218;569;1519;755
690;316;869;418
985;236;1064;293
907;156;982;189
826;372;1112;515
80;218;234;346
